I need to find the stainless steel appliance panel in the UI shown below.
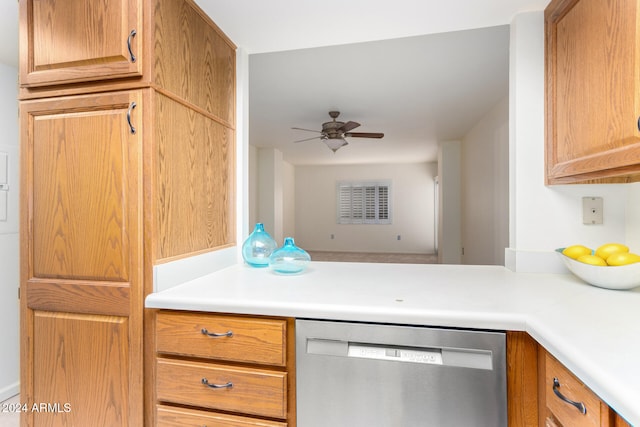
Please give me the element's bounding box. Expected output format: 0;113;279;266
296;319;507;427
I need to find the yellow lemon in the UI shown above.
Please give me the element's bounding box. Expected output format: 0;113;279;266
562;245;592;260
595;243;629;260
606;252;640;266
576;254;607;266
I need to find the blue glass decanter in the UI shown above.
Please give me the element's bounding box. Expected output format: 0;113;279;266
242;223;278;267
269;237;311;274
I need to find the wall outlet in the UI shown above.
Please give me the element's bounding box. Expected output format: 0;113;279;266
582;197;603;225
397;235;401;240
330;234;335;240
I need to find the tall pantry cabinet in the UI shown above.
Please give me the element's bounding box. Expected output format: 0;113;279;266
18;0;236;425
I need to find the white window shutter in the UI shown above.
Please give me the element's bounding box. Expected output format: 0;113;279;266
336;181;392;225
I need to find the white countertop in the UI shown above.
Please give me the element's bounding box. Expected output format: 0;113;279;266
146;261;640;426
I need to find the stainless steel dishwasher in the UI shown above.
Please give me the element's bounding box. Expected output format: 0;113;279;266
296;319;507;427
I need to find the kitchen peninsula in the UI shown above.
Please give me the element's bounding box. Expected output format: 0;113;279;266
146;261;640;426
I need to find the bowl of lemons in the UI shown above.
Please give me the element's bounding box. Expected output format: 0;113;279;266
556;243;640;290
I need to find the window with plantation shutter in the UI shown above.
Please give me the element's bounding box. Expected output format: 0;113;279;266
337;181;392;224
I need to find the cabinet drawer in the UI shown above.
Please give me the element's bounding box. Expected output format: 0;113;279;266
544;354;603;427
156;312;286;366
157;405;286;427
156;358;287;419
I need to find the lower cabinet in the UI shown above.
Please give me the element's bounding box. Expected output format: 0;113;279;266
542;351;607;427
539;348;632;427
508;332;632;427
156;405;286;427
153;318;631;427
154;311;296;426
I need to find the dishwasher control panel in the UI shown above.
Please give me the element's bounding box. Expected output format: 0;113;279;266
348;343;443;365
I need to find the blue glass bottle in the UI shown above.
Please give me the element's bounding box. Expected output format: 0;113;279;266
242;223;278;267
269;237;311;274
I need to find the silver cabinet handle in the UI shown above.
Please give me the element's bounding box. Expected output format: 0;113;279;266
201;378;233;389
127;102;137;134
552;378;587;415
201;328;233;338
127;29;137;63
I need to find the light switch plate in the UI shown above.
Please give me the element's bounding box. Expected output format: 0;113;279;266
582;197;603;225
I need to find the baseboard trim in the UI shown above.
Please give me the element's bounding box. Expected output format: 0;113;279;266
0;381;19;402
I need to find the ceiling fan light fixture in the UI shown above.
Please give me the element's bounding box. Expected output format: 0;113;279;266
324;138;348;152
292;111;383;152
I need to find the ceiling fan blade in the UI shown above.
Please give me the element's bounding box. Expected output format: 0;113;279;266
293;136;323;143
292;127;322;133
339;121;360;133
344;132;384;139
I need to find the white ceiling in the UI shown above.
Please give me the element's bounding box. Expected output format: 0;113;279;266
0;1;551;166
247;27;509;165
195;0;551;165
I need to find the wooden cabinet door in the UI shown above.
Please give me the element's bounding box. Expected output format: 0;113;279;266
20;91;145;426
545;0;640;183
19;0;142;87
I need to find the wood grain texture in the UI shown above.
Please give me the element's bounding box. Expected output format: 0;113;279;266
20;0;142;87
156;311;287;366
19;1;236;425
156;358;287;419
285;317;297;427
153;0;236;125
613;412;633;427
544;352;604;427
156;405;287;427
30;105;132;281
32;311;130;426
507;331;539;427
154;92;235;261
20;90;146;427
545;0;640;183
26;279;130;316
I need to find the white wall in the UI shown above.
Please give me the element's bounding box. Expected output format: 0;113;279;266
461;96;509;265
295;163;436;253
626;183;640;250
282;160;295;239
248;144;259;228
257;148;283;241
438;141;462;263
251;147;295;245
508;12;629;272
0;62;19;401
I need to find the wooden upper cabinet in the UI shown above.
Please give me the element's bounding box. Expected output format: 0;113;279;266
19;0;143;87
18;0;236;124
545;0;640;184
22;91;143;282
153;0;236;125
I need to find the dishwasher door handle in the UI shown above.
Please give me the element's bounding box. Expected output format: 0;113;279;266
306;338;493;370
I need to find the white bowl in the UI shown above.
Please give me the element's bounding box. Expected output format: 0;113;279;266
556;248;640;290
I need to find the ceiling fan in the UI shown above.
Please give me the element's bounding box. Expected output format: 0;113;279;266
292;111;384;152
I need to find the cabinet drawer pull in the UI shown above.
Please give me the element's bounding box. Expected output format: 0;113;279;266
552;377;587;415
127;29;137;63
201;328;233;338
201;378;233;389
127;102;137;134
